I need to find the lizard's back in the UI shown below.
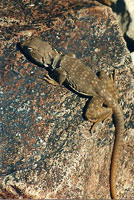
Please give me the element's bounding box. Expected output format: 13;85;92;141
60;54;99;96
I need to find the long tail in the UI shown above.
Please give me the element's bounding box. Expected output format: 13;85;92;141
110;104;124;199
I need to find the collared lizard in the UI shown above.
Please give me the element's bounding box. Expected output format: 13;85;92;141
20;37;124;199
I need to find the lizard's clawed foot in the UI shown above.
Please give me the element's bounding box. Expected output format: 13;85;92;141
38;73;59;86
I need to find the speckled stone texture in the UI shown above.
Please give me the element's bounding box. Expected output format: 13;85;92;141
0;0;134;199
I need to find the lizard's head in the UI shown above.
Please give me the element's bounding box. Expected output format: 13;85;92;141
20;37;58;67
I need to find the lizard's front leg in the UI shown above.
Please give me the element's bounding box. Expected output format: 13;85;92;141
40;67;67;86
42;73;59;86
85;96;113;133
53;68;67;85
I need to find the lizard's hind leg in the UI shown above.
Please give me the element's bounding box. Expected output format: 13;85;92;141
99;70;119;101
85;96;113;133
100;0;116;6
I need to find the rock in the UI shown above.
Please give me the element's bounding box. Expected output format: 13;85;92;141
0;0;133;199
125;0;134;40
109;0;134;51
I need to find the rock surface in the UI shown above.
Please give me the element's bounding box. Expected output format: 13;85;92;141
0;0;134;199
125;0;134;39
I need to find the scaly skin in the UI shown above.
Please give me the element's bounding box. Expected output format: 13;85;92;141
87;72;124;199
95;86;124;199
110;105;124;199
20;37;124;199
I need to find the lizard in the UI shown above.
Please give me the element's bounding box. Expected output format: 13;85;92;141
20;37;124;199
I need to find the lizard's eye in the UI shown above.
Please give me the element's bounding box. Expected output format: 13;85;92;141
27;47;33;52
